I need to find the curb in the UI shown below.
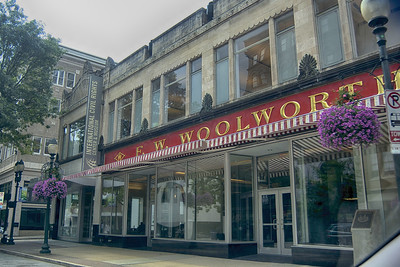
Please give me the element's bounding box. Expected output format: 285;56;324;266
0;248;89;267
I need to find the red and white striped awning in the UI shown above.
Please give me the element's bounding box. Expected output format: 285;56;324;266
62;94;385;180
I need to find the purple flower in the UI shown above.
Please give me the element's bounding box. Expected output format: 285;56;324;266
32;178;67;200
318;104;381;149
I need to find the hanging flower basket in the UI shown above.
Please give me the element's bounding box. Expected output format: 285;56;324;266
317;88;381;149
33;178;67;200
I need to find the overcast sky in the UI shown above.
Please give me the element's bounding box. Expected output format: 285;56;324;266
15;0;211;62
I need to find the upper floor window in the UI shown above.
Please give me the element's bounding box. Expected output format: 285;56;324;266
62;126;68;160
68;118;85;157
276;11;298;83
133;87;143;134
315;0;344;68
151;78;161;128
234;23;271;97
66;72;76;88
350;0;400;57
165;65;186;122
32;136;42;155
216;44;229;105
52;70;64;86
44;138;57;155
117;93;133;139
190;58;202;114
107;101;115;143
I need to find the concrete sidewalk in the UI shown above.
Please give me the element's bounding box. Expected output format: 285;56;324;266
0;238;314;267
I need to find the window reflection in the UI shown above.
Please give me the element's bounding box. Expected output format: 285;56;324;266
235;24;271;97
187;156;225;241
294;137;357;246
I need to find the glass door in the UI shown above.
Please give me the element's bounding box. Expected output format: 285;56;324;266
259;188;293;255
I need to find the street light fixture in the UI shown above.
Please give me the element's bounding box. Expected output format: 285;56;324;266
8;160;24;245
361;0;400;200
40;144;58;254
360;0;393;90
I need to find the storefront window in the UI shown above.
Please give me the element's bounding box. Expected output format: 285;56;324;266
101;176;125;235
61;191;79;237
293;136;357;246
231;154;254;241
360;140;400;240
187;156;225;241
156;164;186;238
127;170;152;235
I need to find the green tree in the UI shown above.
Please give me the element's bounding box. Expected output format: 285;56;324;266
0;0;63;152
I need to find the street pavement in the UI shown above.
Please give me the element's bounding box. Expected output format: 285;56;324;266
0;235;314;267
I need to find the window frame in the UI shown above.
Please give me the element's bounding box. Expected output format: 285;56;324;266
52;70;65;86
66;72;76;89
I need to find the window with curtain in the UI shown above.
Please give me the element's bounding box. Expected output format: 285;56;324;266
165;65;186;122
151;78;161;128
190;58;202;114
133;87;143;134
116;93;132;139
315;0;343;68
235;23;271;97
216;44;229;105
276;11;297;83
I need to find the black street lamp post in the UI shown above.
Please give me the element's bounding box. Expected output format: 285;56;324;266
40;144;58;254
361;0;400;199
8;160;24;245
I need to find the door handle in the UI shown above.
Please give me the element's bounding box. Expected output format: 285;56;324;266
273;219;277;230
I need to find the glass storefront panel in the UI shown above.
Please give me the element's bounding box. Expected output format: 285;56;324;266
127;171;151;235
156;164;186;238
61;191;79;237
187;155;225;241
360;140;400;240
101;176;125;235
257;152;290;189
231;154;254;241
293;136;357;247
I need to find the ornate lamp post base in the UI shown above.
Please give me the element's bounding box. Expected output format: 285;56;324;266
40;197;52;254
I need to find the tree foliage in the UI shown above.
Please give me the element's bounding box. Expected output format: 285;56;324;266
0;0;63;152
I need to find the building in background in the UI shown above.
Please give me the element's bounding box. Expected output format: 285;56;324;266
58;0;400;266
0;46;105;237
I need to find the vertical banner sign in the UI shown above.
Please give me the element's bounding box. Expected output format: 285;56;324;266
0;191;4;209
82;74;103;170
385;90;400;154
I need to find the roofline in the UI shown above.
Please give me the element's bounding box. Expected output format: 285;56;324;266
60;45;107;65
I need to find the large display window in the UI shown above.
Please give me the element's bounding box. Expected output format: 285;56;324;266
100;175;125;235
127;171;152;235
156;164;186;238
293;136;357;246
231;154;254;241
187;155;225;241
